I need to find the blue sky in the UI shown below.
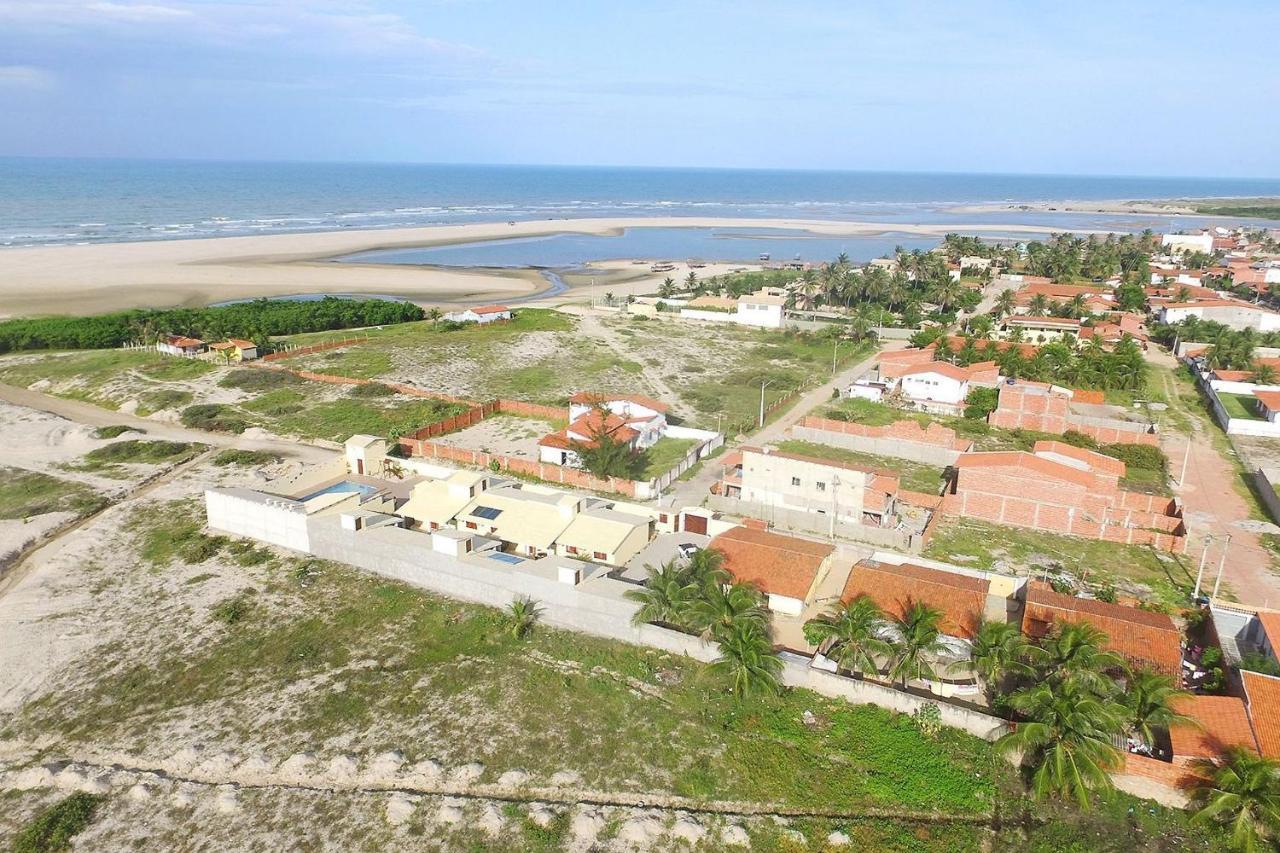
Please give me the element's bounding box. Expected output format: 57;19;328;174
0;1;1276;176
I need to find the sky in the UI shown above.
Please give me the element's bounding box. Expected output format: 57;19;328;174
0;0;1277;177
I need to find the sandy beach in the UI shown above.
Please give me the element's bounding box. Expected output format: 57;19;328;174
949;199;1204;216
0;215;1114;318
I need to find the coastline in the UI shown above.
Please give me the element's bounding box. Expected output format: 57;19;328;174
0;214;1151;318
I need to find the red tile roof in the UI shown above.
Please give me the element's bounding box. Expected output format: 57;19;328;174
840;560;988;639
1170;695;1258;759
163;334;204;348
1253;391;1280;412
899;361;977;382
568;392;670;414
1243;670;1280;759
539;410;639;450
472;304;511;314
1256;611;1280;651
1021;581;1182;675
710;526;833;601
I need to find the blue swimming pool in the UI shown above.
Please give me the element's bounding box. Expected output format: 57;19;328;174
487;553;525;565
299;480;379;502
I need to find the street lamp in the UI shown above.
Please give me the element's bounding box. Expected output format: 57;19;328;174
829;473;841;540
758;378;778;429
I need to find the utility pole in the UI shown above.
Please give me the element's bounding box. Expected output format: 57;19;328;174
829;474;841;540
758;378;776;429
1212;534;1232;600
1178;436;1192;488
831;339;839;377
1193;536;1212;599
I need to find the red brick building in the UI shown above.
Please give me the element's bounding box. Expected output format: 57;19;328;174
943;441;1186;552
987;380;1159;446
839;559;992;639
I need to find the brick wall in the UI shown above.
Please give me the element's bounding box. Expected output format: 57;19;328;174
800;416;971;451
396;436;637;497
261;338;367;362
987;384;1158;446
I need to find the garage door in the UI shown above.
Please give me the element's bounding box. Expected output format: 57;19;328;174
683;513;708;535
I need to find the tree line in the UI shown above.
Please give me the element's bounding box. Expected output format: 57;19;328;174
0;297;425;354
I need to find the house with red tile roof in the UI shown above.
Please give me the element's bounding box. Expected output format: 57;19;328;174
839;559;994;639
539;392;679;468
538;409;642;467
943;443;1186;552
1020;581;1183;676
156;334;206;356
709;525;836;615
1253;390;1280;423
888;359;1001;415
443;304;513;324
1169;695;1259;762
1242;670;1280;759
208;338;259;361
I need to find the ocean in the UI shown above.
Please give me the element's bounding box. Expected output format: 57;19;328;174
3;158;1280;248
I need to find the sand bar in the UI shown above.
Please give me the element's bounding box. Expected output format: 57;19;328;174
0;216;1114;318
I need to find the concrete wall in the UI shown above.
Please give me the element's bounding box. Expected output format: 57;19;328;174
206;489;312;552
707;494;921;552
1254;468;1280;526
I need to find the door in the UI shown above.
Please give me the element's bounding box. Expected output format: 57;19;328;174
356;459;365;475
683;513;708;535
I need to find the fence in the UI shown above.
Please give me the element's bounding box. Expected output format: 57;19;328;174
261;337;369;362
706;494;926;552
1253;468;1280;526
398;438;640;497
793;416;970;465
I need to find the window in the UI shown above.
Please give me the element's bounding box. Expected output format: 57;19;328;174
659;513;669;523
465;521;477;530
566;546;579;555
593;551;607;560
791;476;801;486
816;481;826;492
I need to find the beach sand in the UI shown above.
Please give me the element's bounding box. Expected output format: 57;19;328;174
0;215;1115;318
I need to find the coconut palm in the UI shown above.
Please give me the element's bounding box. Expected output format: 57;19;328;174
1252;363;1278;385
886;602;950;687
1033;621;1127;695
1123;669;1194;746
803;596;891;677
711;619;783;698
997;678;1126;807
969;619;1034;703
1028;293;1051;317
1190;748;1280;853
689;580;768;642
625;559;697;629
505;596;543;639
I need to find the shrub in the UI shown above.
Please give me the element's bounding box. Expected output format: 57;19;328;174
181;404;249;434
1100;442;1168;472
140;388;192;413
219;368;302;392
212;592;255;625
91;424;136;439
211;449;280;467
82;440;198;466
912;703;943;738
12;793;104;853
962;386;998;419
349;381;396;398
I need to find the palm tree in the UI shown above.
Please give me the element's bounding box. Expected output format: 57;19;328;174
887;602;949;687
625;560;697;629
1028;293;1051;317
689;580;767;641
1034;621;1127;695
1252;363;1278;385
997;678;1126;807
426;308;443;328
506;596;543;639
711;620;783;698
1190;748;1280;853
803;596;891;677
1124;669;1193;746
969;620;1033;703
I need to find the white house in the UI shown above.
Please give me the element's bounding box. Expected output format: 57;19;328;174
1159;299;1280;332
892;361;999;410
567;393;669;438
156;334;206;356
735;289;787;328
538;409;645;467
1255;391;1280;424
1161;233;1214;255
443;304;513;324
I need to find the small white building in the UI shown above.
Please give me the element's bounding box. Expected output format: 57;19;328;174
1159;300;1280;333
735;289;787;329
157;334;206;356
443;304;513;324
344;435;387;477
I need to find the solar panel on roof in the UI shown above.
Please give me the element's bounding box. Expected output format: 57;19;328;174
473;506;502;520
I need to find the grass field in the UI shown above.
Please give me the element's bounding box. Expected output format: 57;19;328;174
0;468;106;519
1219;392;1265;421
775;439;946;494
923;517;1193;609
639;436;698;479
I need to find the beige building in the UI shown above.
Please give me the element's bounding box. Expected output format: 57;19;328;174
398;469;490;530
455;482;583;558
718;446;897;527
555;501;656;566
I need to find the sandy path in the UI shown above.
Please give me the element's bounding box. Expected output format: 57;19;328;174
0;216;1117;317
1150;357;1280;606
558;307;686;415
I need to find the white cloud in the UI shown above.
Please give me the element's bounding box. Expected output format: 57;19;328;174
86;2;192;21
0;64;54;89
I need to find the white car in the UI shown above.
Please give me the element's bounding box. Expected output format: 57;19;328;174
676;543;699;560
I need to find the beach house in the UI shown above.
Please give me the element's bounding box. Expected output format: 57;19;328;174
208;338;259;361
708;525;835;615
156;334;206;356
443;304;513;324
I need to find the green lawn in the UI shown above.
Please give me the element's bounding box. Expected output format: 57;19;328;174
272;396;469;442
0;468;105;519
1219;392;1265;421
923;517;1194;609
639;437;698;479
776;439;946;494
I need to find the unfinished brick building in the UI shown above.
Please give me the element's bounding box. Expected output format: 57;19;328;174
942;440;1186;552
986;380;1158;446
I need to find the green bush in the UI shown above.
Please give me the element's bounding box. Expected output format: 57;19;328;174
91;424;136;439
962;386;998;419
82;440;198;466
349;382;396;398
219;368;302;392
212;592;255;625
1099;442;1167;472
180;404;249;434
211;449;280;467
12;793;104;853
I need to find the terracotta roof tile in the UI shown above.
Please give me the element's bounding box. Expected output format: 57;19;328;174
1021;582;1181;675
1253;391;1280;412
840;559;988;638
471;304;511;314
1256;611;1280;651
710;526;833;601
1170;695;1258;759
954;450;1102;491
1243;670;1280;759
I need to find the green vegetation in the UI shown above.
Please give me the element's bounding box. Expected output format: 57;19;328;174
0;297;423;353
180;404;250;434
219;368;303;392
10;793;104;853
137;388;192;416
211;449;280;467
916;333;1149;393
296;347;392;380
1193;201;1280;220
572;418;646;480
0;468;105;520
241;388;306;417
80;440;202;470
348;381;397;398
638;436;697;479
924;518;1192;609
131;501;269;568
1188;748;1280;852
1220;393;1265;421
776;438;946;494
90;424;136;439
273;397;468;443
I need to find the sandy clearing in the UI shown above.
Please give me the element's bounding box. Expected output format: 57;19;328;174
0;215;1115;317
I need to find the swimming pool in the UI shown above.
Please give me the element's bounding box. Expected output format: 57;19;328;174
299;480;380;502
487;553;525;565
